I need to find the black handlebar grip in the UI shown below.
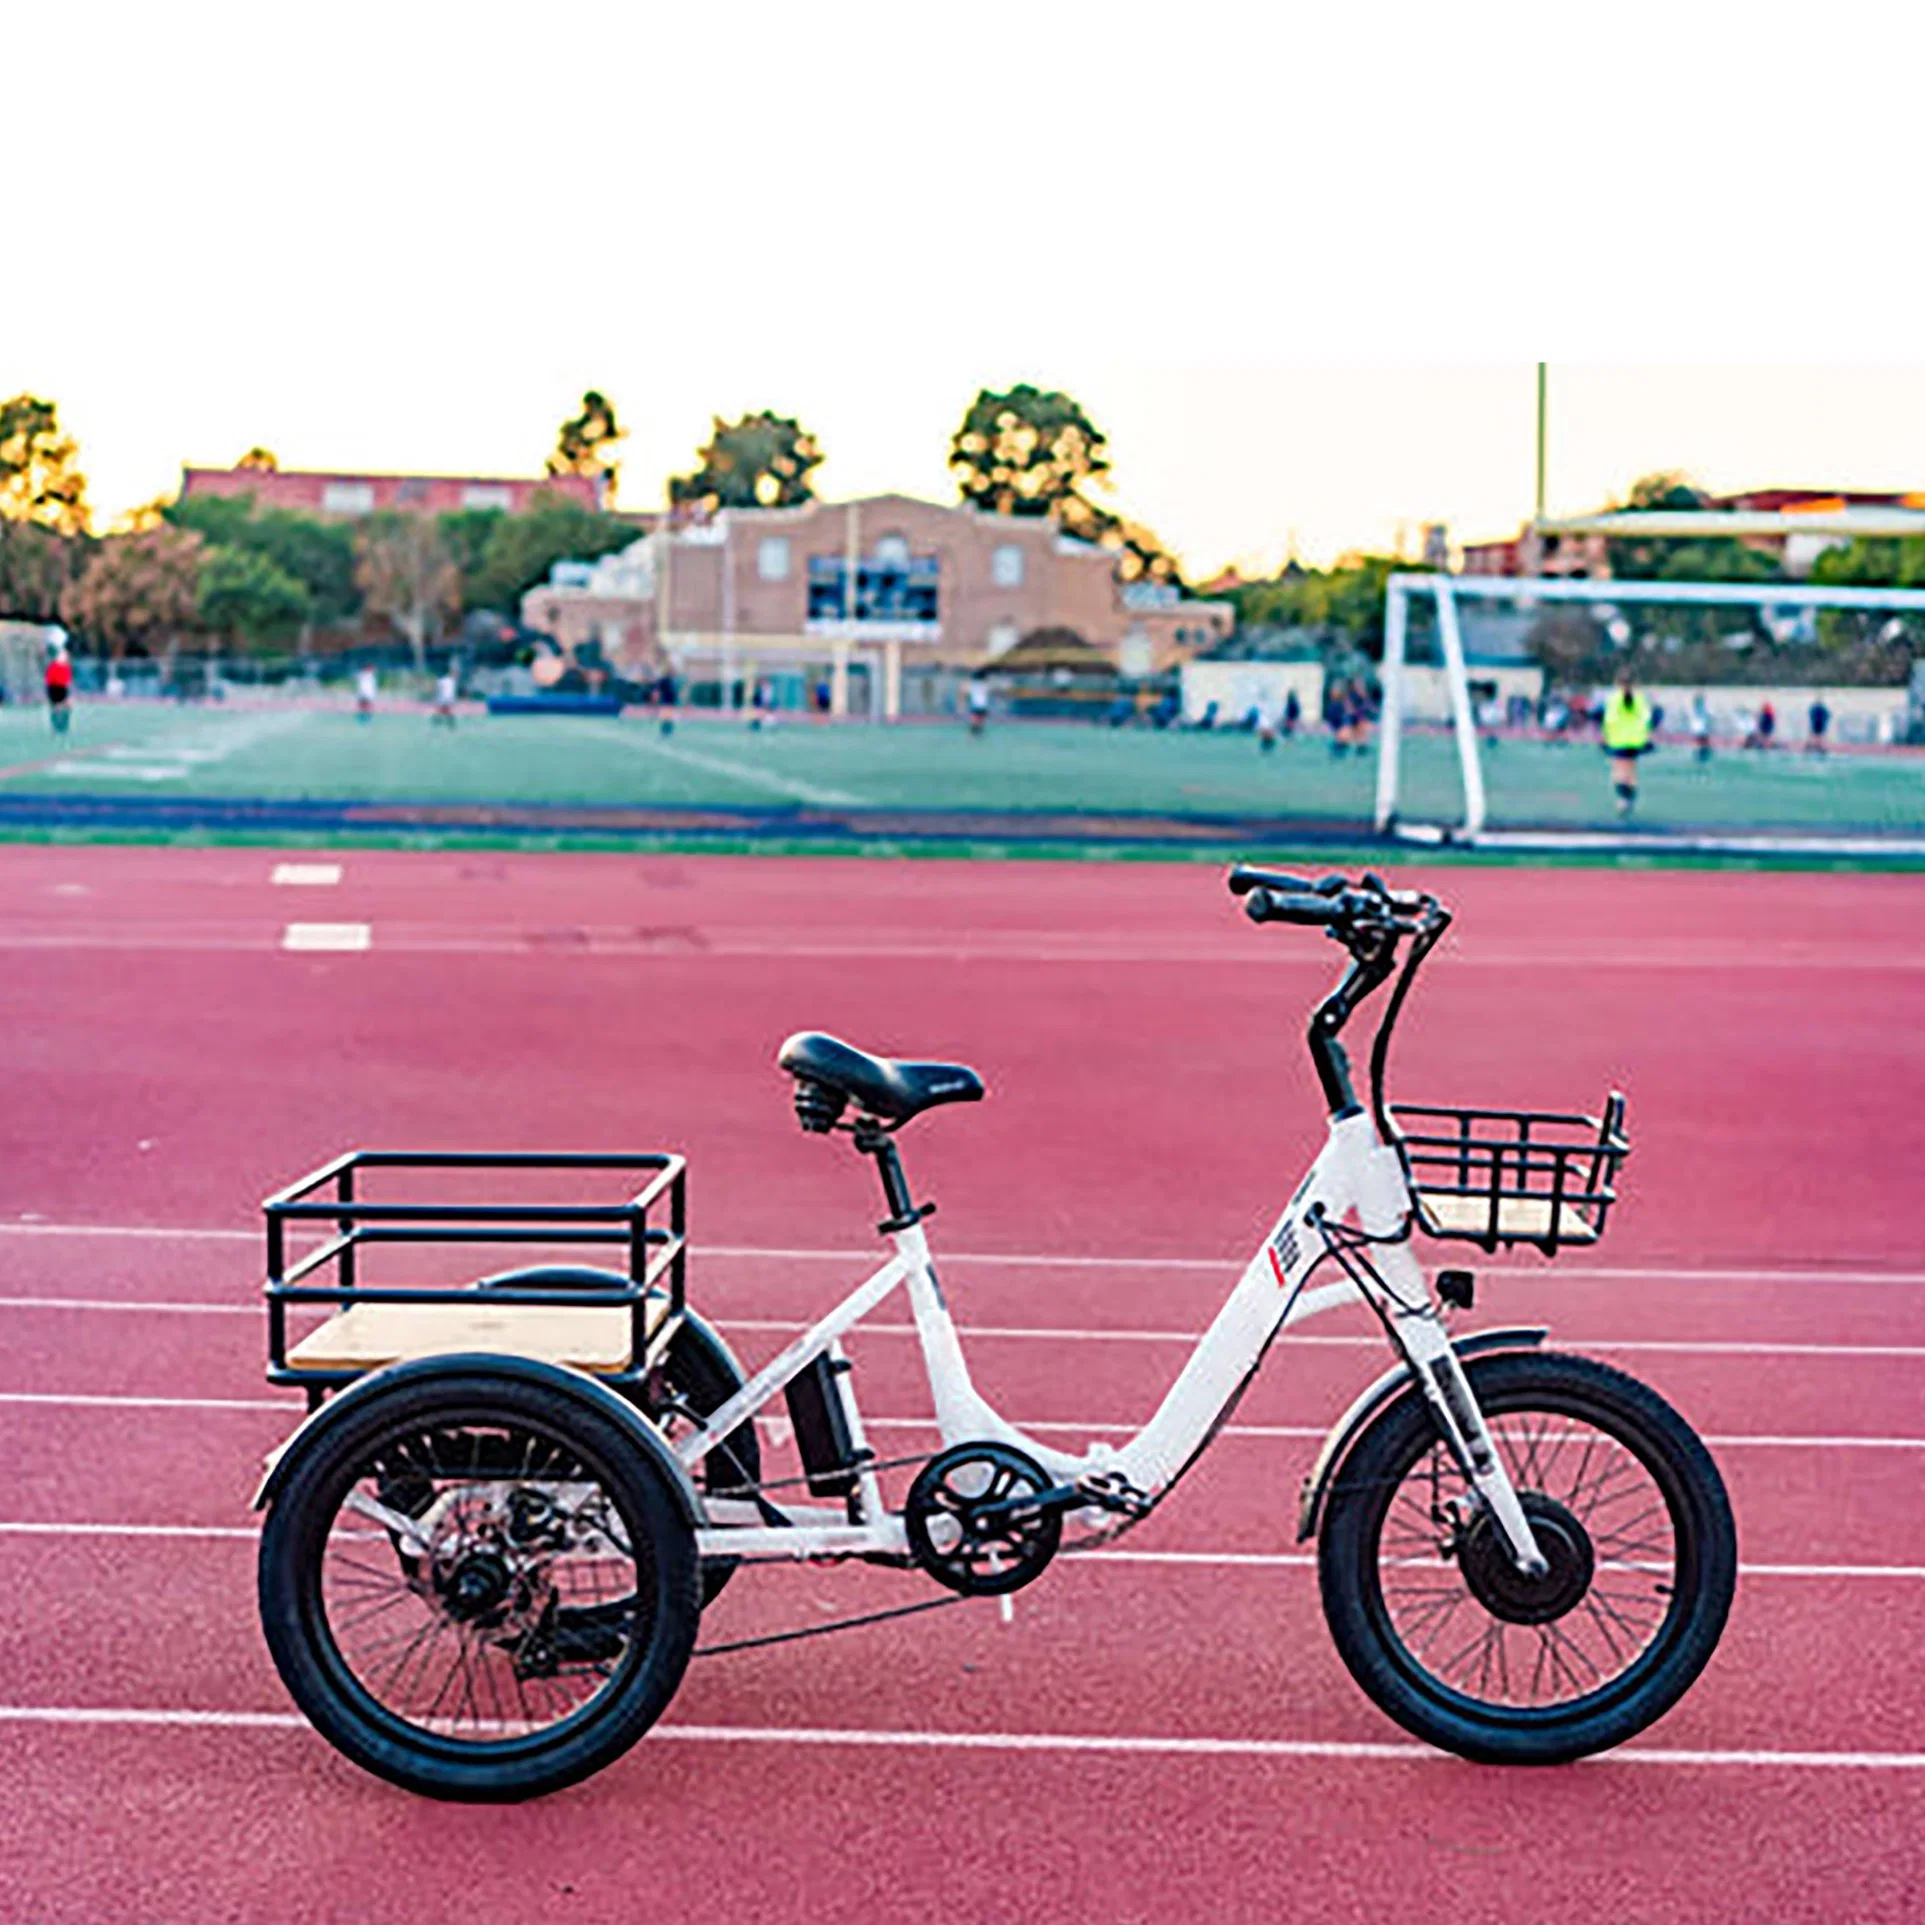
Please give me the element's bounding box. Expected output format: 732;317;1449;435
1245;888;1338;927
1228;864;1316;897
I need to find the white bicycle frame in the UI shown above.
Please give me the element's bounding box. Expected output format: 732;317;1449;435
679;1107;1550;1576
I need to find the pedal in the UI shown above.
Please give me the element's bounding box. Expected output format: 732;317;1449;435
1072;1470;1154;1521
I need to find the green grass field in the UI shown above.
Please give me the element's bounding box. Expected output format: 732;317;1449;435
1;700;1920;837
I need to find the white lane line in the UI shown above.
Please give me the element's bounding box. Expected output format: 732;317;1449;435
270;863;342;887
3;1222;1921;1289
0;1522;1917;1583
856;1416;1925;1451
582;721;864;808
3;1297;1922;1367
0;1706;1921;1769
281;922;370;952
0;1387;1919;1450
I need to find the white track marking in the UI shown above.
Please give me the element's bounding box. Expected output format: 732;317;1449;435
5;1221;1920;1291
280;922;370;952
581;721;864;808
0;1387;1920;1450
0;1521;1917;1583
270;863;342;887
3;1296;1923;1367
0;1705;1921;1769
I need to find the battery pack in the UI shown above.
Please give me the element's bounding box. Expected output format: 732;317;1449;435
785;1353;860;1499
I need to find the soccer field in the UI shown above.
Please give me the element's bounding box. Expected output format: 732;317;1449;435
0;701;1920;838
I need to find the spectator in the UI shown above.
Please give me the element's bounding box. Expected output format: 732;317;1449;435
1807;697;1830;755
1689;692;1712;764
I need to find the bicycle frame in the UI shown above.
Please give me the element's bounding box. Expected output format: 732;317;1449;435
680;1106;1550;1575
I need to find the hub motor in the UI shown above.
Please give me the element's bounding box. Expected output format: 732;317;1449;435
1455;1491;1596;1626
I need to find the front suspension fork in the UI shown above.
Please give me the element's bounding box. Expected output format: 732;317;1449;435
1393;1311;1548;1577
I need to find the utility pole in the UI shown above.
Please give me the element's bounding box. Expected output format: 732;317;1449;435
1535;362;1548;524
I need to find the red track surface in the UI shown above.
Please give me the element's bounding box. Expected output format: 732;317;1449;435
0;846;1921;1922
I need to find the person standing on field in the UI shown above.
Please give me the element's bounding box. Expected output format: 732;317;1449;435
1601;670;1654;819
1688;691;1712;763
432;669;457;728
43;641;73;735
354;664;377;723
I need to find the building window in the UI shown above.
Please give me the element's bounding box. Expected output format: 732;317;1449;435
321;482;375;515
462;485;511;512
985;620;1020;660
874;533;910;566
992;543;1024;588
807;549;939;623
758;536;791;581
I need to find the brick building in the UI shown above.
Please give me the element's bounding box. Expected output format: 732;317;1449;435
1463;487;1925;580
521;493;1233;716
179;465;604;517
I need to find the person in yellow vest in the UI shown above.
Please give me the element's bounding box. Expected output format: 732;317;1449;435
1601;670;1655;818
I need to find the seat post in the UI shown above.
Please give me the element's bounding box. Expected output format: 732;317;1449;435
852;1117;925;1233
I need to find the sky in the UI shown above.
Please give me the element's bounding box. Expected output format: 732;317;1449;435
11;3;1925;575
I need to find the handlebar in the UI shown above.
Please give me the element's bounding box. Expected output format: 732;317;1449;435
1225;864;1452;1127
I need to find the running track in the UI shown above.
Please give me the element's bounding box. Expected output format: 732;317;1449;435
0;846;1920;1922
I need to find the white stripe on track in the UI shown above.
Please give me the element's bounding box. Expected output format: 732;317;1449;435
2;1221;1923;1290
0;1705;1921;1769
3;1296;1921;1366
0;1387;1921;1450
0;1521;1917;1583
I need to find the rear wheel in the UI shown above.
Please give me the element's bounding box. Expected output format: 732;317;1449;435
1318;1350;1735;1763
259;1370;700;1801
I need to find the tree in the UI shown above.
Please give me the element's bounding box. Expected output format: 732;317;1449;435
165;495;360;627
0;518;75;621
198;545;311;647
355;513;460;670
950;384;1184;586
669;410;822;513
548;391;624;497
950;384;1109;517
60;526;204;656
236;447;280;472
1225;554;1423;658
465;496;637;613
0;394;89;536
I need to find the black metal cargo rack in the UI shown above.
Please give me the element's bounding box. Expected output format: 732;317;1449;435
263;1150;686;1406
1390;1094;1629;1256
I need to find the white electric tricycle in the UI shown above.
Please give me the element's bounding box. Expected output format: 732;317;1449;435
255;867;1736;1800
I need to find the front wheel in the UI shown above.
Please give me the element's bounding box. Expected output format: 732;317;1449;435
1318;1350;1735;1763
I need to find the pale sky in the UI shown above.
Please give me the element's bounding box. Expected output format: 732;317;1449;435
12;4;1925;574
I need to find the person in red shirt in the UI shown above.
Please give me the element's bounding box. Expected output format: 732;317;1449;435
44;645;73;735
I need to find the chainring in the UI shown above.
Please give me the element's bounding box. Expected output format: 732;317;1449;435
903;1442;1062;1597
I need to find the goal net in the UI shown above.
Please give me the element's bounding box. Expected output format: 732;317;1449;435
1374;574;1925;851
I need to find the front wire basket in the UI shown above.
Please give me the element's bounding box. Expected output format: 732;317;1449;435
1390;1094;1628;1255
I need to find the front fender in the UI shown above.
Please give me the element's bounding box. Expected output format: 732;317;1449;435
1295;1326;1547;1542
251;1350;706;1528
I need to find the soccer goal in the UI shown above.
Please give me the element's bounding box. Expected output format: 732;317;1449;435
1374;573;1925;853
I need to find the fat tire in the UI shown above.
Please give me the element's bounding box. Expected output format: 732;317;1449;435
1317;1349;1735;1763
259;1369;700;1801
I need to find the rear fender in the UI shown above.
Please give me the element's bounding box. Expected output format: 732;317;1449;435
1295;1326;1547;1542
251;1350;706;1527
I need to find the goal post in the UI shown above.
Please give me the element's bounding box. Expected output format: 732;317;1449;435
1375;573;1925;847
